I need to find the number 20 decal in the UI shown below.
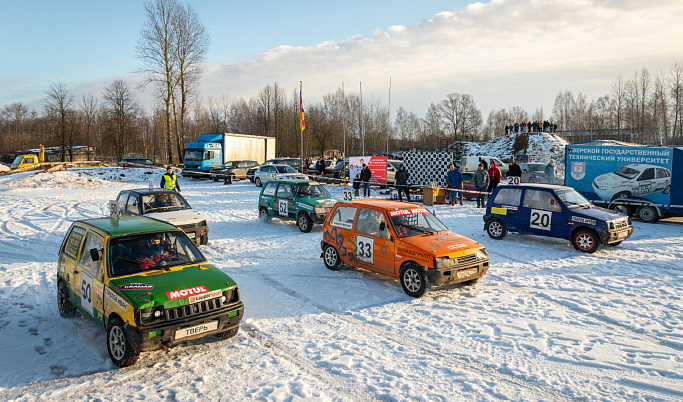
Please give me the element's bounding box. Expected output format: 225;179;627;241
356;235;375;264
530;209;552;231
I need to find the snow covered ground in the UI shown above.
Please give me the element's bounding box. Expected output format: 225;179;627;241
0;168;681;401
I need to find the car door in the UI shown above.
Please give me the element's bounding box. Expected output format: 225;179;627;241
261;182;278;214
519;189;565;237
655;168;671;193
327;206;358;264
75;230;106;326
275;183;295;219
60;225;87;300
353;208;395;275
634;167;655;196
489;187;522;231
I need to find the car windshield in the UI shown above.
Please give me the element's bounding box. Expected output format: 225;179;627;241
294;183;331;198
527;164;545;172
109;231;206;276
184;150;204;162
141;193;190;213
555;189;591;209
388;161;403;170
613;166;640;179
275;165;297;173
12;156;23;165
388;208;449;238
263;160;277;165
222;161;236;169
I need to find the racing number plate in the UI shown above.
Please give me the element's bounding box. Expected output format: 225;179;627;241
175;320;218;340
456;267;477;279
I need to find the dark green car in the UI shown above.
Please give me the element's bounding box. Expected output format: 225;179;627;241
57;216;244;367
258;180;341;232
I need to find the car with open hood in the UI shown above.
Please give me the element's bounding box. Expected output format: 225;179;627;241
112;189;208;246
483;183;634;253
258;179;341;232
56;216;244;367
321;200;490;297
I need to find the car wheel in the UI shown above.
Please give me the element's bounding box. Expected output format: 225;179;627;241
663;185;671;195
259;207;271;222
399;263;428;297
297;213;313;233
323;244;341;270
607;241;622;247
611;191;631;201
57;279;77;318
255;177;262;187
485;218;507;240
609;204;631;216
637;206;659;223
216;327;239;340
107;317;139;367
572;229;600;253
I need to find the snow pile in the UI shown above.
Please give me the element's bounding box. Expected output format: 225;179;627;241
4;167;161;189
477;132;568;163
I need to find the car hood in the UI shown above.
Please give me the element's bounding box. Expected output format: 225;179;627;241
297;197;342;207
571;206;620;222
144;209;205;226
108;264;237;309
399;231;483;258
593;173;625;187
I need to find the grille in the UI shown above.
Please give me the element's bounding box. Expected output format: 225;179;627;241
614;219;629;229
457;254;477;265
165;290;233;321
178;224;196;232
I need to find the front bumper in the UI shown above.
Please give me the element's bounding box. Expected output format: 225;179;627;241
125;301;244;352
600;227;633;244
177;223;209;246
427;258;490;286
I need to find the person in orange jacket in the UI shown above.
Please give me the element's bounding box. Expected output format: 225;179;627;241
487;160;502;193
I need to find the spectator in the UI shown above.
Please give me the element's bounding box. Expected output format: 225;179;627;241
479;157;488;171
508;158;522;179
352;173;361;197
473;163;489;208
521;121;527;133
160;166;181;192
446;163;463;206
505;124;509;135
317;157;326;176
545;160;557;185
487;160;502;193
395;165;410;202
514;122;519;133
361;164;372;197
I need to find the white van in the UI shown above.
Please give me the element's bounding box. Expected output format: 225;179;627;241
459;155;508;175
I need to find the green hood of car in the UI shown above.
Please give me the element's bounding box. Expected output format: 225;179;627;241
108;263;237;309
296;196;342;207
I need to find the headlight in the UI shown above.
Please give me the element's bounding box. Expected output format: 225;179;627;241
139;306;164;324
434;256;457;269
608;221;615;230
476;248;488;260
198;220;207;227
314;206;326;214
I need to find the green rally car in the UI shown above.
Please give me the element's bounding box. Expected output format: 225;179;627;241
57;216;244;367
258;179;341;232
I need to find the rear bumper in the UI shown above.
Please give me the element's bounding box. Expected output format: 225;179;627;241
125;301;244;352
427;259;490;286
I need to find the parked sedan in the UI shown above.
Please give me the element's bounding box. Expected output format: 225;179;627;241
253;164;306;186
210;160;259;182
119;158;162;168
520;163;548;183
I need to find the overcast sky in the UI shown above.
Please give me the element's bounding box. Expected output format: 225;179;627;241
1;0;682;120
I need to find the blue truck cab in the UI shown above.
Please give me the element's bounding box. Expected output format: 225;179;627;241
483;183;634;253
182;133;224;178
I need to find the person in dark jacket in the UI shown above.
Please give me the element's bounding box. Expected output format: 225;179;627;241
352;173;361;197
479;157;488;171
395;165;410;202
160;166;181;191
487;160;501;193
507;158;522;180
317;157;326;176
360;164;372;197
472;163;489;208
446;164;463;206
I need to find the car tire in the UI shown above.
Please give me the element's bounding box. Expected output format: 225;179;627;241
297;213;313;233
323;244;341;270
259;207;271;222
200;234;208;246
485;218;507;240
611;191;631;202
399;263;428;297
216;327;239;340
57;279;77;318
663;185;671;195
255;177;262;187
107;317;139;368
572;229;600;253
609;204;631;216
636;206;659;223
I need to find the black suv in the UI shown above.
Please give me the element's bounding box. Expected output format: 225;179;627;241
119;158;161;168
247;158;303;182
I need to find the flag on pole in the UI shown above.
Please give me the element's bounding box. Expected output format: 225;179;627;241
300;90;305;130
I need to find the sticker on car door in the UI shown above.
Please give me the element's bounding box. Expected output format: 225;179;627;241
278;199;288;216
80;272;94;316
356;235;374;264
530;209;552;231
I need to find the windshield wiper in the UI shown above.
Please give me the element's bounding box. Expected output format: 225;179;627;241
403;224;431;235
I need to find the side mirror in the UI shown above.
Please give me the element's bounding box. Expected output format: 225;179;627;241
379;222;386;231
90;248;101;262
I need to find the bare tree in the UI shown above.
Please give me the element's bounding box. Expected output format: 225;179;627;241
670;61;683;143
611;75;626;141
437;93;482;144
45;81;76;161
79;93;98;160
102;80;138;160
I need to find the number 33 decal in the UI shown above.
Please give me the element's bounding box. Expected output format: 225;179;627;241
530;209;552;231
356;235;374;264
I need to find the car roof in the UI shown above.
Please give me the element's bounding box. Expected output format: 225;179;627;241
75;216;178;237
120;189;182;196
265;179;315;185
337;199;423;210
499;183;569;190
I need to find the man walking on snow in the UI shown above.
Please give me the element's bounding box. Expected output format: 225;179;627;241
160;166;181;192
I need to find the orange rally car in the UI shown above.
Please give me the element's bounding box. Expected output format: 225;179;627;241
320;200;490;297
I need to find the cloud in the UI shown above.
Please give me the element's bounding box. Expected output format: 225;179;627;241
199;0;683;118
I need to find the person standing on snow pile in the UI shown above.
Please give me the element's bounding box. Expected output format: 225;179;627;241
545;160;557;185
361;164;372;197
160;166;181;191
446;163;463;206
395;165;410;202
473;163;489;208
487;160;501;193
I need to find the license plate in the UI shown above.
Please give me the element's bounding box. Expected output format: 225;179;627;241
187;232;196;239
456;267;477;279
175;320;218;340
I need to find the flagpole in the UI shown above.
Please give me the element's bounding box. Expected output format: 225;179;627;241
300;81;303;164
387;76;391;158
360;81;364;157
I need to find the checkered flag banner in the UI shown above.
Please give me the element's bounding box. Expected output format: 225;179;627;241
402;151;453;188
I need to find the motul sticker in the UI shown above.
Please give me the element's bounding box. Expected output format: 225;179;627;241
189;290;222;303
166;286;208;300
388;208;428;217
117;283;154;291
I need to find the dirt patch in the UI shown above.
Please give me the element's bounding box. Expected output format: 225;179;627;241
512;133;529;154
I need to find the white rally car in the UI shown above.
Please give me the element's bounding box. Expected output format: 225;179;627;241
592;163;671;201
253;164;306;187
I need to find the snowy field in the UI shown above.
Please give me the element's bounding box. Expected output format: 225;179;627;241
0;168;682;401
